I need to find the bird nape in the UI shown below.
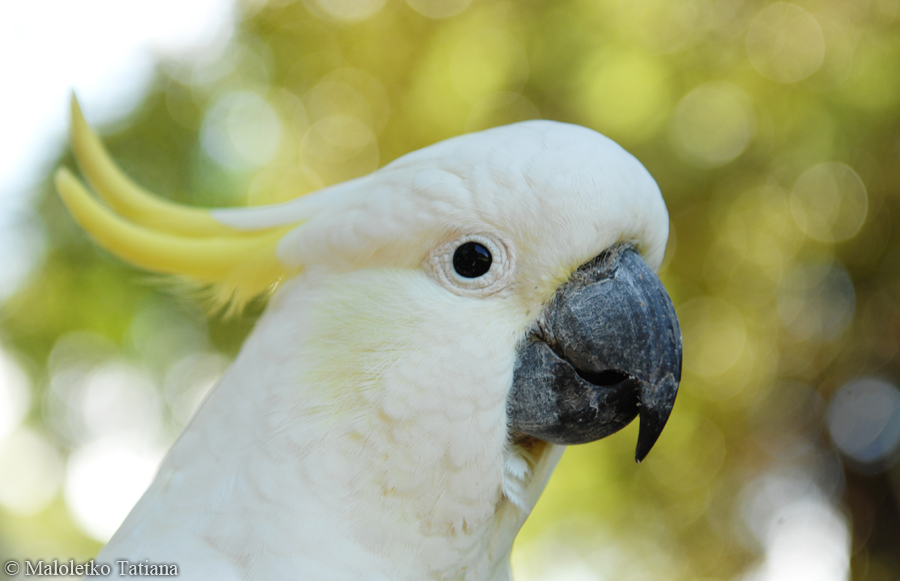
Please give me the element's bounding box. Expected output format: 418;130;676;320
56;96;682;580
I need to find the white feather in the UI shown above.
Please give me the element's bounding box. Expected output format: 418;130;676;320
94;120;668;580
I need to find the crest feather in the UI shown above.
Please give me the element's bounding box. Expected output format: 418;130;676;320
56;98;302;314
69;96;240;238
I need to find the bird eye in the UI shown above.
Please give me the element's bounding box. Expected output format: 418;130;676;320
453;242;492;278
426;233;514;297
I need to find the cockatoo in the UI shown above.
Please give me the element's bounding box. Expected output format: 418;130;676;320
56;97;681;580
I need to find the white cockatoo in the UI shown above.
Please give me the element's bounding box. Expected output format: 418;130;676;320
56;97;681;580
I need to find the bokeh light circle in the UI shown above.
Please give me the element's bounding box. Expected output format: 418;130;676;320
828;378;900;468
790;162;868;243
301;115;378;166
305;68;391;133
746;3;825;83
0;427;63;516
669;81;755;166
577;50;671;140
722;184;803;270
80;362;163;441
201;91;284;170
777;262;855;342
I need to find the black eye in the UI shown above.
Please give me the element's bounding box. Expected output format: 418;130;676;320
453;242;492;278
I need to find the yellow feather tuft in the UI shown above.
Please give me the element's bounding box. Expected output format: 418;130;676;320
68;96;241;238
56;116;301;315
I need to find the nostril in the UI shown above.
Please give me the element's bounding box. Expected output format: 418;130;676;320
576;369;631;387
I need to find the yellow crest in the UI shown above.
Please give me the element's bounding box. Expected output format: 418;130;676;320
55;97;300;313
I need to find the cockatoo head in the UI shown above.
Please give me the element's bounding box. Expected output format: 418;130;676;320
56;97;681;574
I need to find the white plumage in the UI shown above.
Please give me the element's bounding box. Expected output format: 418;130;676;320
58;114;672;580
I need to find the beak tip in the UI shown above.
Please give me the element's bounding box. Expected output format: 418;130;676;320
634;428;659;463
634;375;679;463
634;428;661;463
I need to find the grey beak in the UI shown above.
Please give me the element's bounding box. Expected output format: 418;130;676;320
507;244;682;462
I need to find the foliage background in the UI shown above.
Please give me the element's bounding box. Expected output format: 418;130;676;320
1;0;900;579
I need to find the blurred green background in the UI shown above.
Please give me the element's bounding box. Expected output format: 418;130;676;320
1;0;900;579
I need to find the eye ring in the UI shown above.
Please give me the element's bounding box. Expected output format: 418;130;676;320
427;234;514;297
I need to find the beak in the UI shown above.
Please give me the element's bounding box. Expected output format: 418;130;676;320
507;244;682;462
